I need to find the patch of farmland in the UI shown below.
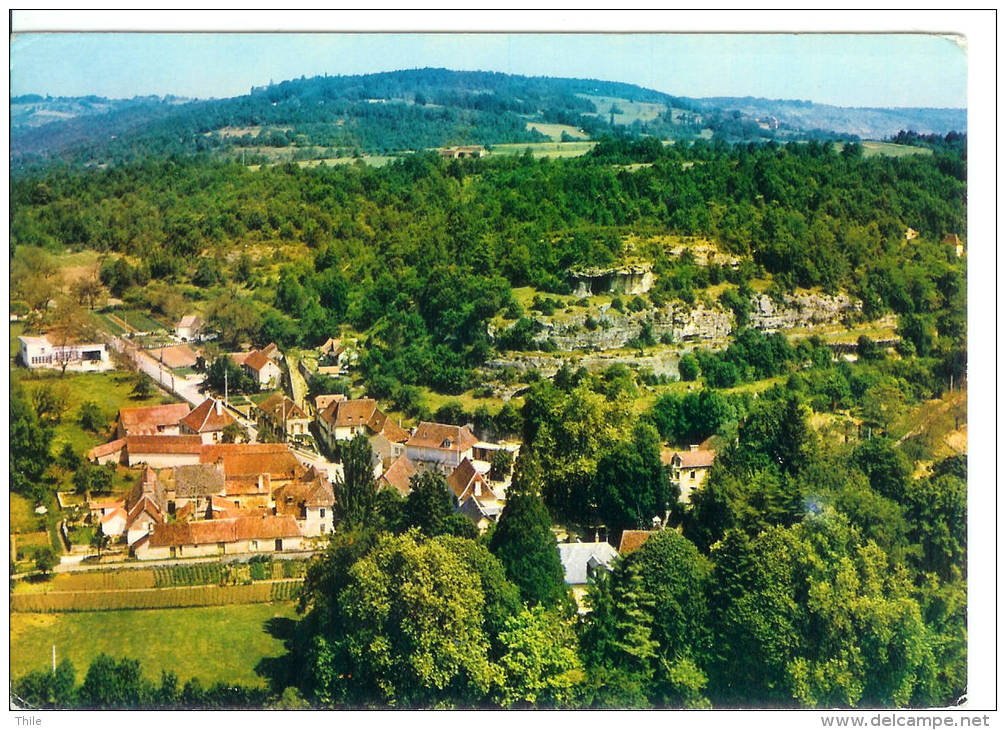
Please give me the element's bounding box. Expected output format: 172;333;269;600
577;94;668;125
10;602;299;687
10;579;303;612
489;141;596;159
119;309;168;333
524;122;589;141
833;141;933;158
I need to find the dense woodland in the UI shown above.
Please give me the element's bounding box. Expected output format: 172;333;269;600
9;67;968;709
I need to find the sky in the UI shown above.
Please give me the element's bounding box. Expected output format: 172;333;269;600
10;31;967;109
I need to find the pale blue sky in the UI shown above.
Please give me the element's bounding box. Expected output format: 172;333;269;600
10;33;967;109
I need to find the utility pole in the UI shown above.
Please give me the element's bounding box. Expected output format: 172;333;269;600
224;368;228;406
52;644;55;673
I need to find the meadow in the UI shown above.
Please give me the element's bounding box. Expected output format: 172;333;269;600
10;602;299;687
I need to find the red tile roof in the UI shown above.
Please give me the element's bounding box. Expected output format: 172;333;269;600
367;409;410;443
378;455;418;497
179;398;236;434
257;394;309;422
321;398;378;428
146;345;198;369
314;394;346;413
125;435;204;455
671;449;716;469
618;530;656;555
229;352;251;366
406;422;478;453
200;443;303;481
446;458;497;502
148;515;300;547
117;403;192;435
242;349;271;373
88;438;127;460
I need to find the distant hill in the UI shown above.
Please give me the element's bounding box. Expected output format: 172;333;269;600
686;96;966;139
10;68;966;169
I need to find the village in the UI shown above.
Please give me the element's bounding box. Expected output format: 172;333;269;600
15;312;716;597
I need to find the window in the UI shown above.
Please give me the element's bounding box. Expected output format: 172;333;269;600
320;508;326;518
690;470;696;480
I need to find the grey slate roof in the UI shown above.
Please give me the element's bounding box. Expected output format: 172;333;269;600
173;463;226;498
556;541;619;585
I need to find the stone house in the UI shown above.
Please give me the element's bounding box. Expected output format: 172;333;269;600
557;541;620;612
231;348;282;390
446;457;503;531
256;394;311;440
377;454;418;497
405;422;478;475
665;445;716;503
123;435;204;468
179;398;238;444
316;398;410;462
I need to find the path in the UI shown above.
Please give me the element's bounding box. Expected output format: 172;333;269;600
285;353;308;410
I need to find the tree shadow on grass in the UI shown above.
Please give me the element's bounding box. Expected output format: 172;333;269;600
255;615;300;694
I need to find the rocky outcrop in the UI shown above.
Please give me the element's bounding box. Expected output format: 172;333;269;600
532;303;732;352
516;290;862;353
749;292;861;331
569;263;654;297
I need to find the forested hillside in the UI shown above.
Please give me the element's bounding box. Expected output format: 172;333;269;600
11;68;965;170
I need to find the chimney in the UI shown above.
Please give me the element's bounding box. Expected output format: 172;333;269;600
215;400;222;416
690;444;699;452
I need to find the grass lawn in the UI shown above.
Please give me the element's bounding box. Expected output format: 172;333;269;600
10;493;42;534
10;602;299;687
12;369;177;457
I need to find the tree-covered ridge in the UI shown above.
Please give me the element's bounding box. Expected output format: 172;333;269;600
13;67;684;167
12;138;965;394
11;66;967;170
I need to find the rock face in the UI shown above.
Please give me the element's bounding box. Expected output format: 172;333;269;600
524;291;862;353
749;292;861;331
569;263;654;297
532;303;732;352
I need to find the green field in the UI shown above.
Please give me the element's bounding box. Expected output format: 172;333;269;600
577;94;667;126
10;602;299;687
489;141;596;159
834;141;934;158
525;121;589;141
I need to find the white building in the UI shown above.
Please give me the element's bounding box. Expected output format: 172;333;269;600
18;334;111;372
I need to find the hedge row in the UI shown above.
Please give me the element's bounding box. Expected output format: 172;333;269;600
11;580;303;612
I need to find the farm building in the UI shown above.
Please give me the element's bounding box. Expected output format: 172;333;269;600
146;344;199;369
123;435;205;468
439;145;486;159
174;315;205;341
133;515;303;560
115;402;192;438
